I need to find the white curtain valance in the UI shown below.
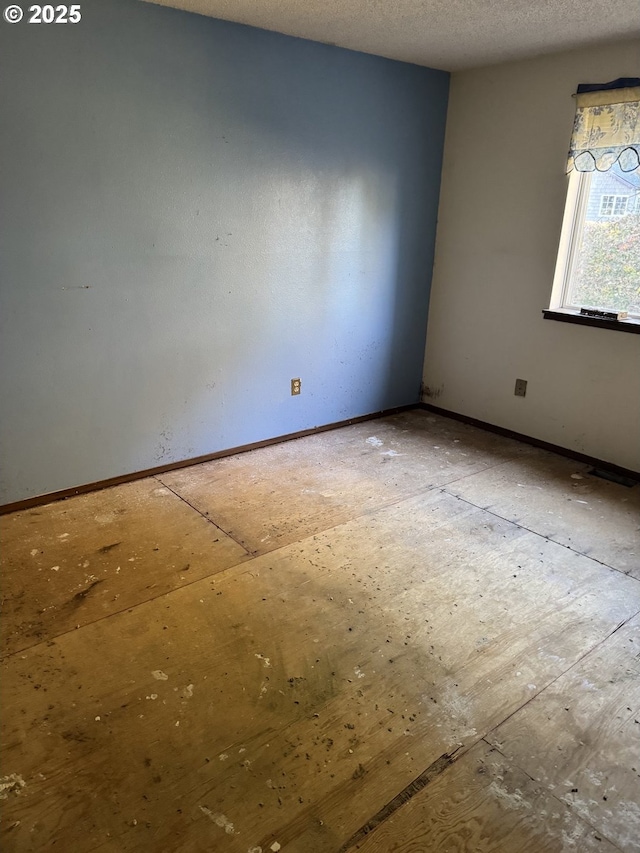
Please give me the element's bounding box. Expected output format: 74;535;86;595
567;81;640;173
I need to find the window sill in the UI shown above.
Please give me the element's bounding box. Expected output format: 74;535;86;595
543;309;640;334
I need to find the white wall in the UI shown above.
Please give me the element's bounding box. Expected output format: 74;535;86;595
423;40;640;472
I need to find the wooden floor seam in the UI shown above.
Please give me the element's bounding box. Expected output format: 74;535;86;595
477;740;628;853
445;490;640;581
337;746;466;852
335;612;640;853
152;474;256;557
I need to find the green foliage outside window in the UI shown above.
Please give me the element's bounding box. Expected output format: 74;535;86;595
572;212;640;314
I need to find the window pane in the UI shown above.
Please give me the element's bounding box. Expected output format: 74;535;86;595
613;197;627;215
569;163;640;314
599;195;614;216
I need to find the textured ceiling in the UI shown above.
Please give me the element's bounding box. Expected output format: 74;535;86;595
144;0;640;70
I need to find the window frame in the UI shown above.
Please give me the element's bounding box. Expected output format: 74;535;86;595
545;169;640;333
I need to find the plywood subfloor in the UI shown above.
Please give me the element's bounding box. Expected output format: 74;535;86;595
348;740;621;853
443;450;640;577
0;479;249;657
157;410;532;555
1;410;639;852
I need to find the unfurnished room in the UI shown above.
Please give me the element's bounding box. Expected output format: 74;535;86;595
0;1;639;851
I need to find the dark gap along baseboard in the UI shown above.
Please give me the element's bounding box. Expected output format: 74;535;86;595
2;401;637;516
419;402;640;484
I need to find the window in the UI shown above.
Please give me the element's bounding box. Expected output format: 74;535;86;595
546;78;640;330
550;161;640;320
599;194;629;217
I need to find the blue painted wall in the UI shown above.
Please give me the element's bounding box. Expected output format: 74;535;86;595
0;0;449;504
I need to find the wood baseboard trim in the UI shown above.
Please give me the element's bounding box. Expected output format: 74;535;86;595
6;402;635;515
418;402;640;482
0;404;418;516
